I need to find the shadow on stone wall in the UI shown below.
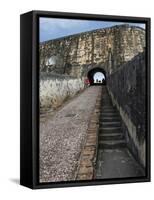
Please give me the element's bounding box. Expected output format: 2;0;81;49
107;51;146;168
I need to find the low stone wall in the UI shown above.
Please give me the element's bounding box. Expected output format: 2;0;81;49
40;73;85;112
107;52;146;168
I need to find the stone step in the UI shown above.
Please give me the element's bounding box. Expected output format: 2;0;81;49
100;113;119;117
101;104;113;107
99;127;122;133
99;121;121;127
102;109;117;112
102;105;115;109
99;140;126;149
102;99;111;101
101;109;117;113
100;117;121;122
101;101;112;104
101;111;118;114
99;132;124;140
101;110;118;114
101;99;112;102
102;108;116;112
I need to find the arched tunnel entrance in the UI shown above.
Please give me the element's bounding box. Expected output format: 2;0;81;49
87;67;106;85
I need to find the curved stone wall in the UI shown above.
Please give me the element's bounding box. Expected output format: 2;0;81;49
40;25;145;77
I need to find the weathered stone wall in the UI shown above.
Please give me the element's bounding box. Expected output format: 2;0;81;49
40;25;145;77
107;52;146;167
40;73;85;112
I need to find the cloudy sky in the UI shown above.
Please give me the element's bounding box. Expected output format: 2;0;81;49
39;17;145;42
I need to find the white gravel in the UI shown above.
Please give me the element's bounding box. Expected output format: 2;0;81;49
39;86;102;183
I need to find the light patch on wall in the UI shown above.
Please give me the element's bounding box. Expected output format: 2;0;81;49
45;56;56;65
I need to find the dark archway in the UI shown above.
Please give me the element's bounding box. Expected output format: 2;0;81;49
87;67;106;85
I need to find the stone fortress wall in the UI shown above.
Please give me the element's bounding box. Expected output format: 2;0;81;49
39;25;146;168
40;24;145;77
39;24;145;114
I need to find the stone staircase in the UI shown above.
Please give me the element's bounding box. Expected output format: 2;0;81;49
95;86;145;179
99;87;126;150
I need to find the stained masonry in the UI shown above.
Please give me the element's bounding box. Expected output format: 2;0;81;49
39;24;146;179
40;24;145;77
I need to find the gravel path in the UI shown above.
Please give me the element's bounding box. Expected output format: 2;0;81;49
40;86;102;183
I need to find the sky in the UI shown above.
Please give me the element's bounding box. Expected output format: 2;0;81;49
39;17;145;42
94;72;105;81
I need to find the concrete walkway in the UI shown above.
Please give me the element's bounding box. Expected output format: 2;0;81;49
40;86;102;183
96;148;144;179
